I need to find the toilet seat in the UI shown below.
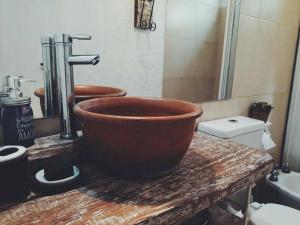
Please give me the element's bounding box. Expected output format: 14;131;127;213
250;203;300;225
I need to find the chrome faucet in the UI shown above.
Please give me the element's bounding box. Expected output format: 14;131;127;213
53;33;100;139
41;37;57;117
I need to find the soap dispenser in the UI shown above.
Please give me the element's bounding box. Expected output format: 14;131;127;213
0;75;10;114
1;76;35;147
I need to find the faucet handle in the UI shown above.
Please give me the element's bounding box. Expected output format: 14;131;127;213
70;34;92;40
273;163;279;171
54;34;92;43
19;79;36;83
282;162;291;174
269;170;279;182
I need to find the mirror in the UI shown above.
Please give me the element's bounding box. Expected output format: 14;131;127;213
162;0;241;102
0;0;241;122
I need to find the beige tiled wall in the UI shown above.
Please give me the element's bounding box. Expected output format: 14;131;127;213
163;0;228;102
200;0;300;162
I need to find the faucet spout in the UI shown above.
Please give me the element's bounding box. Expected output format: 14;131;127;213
68;55;100;65
53;33;100;139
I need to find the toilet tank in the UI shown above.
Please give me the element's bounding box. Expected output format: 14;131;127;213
198;116;265;149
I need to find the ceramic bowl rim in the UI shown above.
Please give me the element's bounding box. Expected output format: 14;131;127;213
73;96;203;122
34;85;127;98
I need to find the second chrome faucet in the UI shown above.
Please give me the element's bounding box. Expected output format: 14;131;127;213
41;33;100;139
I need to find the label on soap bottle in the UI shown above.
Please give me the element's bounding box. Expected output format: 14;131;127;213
2;104;35;147
16;115;34;142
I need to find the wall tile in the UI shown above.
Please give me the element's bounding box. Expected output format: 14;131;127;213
233;15;298;97
164;38;196;78
260;0;299;28
241;0;261;18
164;38;217;78
267;93;290;162
272;25;298;93
195;2;220;42
231;15;260;97
163;77;215;102
165;0;196;39
193;41;218;78
197;0;220;7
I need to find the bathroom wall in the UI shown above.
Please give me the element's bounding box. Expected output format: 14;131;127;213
200;0;300;162
163;0;228;102
0;0;167;117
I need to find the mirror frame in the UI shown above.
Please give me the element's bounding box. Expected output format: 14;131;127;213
218;0;241;100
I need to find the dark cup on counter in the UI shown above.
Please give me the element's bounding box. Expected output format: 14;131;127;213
0;146;30;201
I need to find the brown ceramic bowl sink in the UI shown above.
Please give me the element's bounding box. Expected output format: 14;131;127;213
74;97;202;177
34;85;127;115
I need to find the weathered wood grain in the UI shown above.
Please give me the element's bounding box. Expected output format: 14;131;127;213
26;132;84;173
0;133;273;225
27;132;83;161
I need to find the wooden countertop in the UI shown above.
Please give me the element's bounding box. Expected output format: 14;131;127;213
0;133;273;225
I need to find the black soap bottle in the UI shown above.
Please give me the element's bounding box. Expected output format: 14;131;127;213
1;76;35;147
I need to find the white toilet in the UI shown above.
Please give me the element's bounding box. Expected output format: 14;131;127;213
198;116;300;225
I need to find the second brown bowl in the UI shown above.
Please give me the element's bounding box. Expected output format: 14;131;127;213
34;85;127;115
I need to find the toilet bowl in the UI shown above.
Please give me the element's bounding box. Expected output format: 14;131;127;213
198;116;300;225
217;199;300;225
266;171;300;209
249;202;300;225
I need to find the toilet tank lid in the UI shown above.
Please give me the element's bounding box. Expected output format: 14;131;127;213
198;116;265;139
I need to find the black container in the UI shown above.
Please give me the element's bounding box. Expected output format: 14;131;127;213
1;97;34;147
0;146;30;201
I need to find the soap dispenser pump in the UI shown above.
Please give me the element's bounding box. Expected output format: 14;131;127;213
0;75;10;118
0;75;10;99
1;76;35;147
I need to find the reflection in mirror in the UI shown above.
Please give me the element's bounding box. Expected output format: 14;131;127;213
0;0;240;122
163;0;241;102
0;33;125;121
